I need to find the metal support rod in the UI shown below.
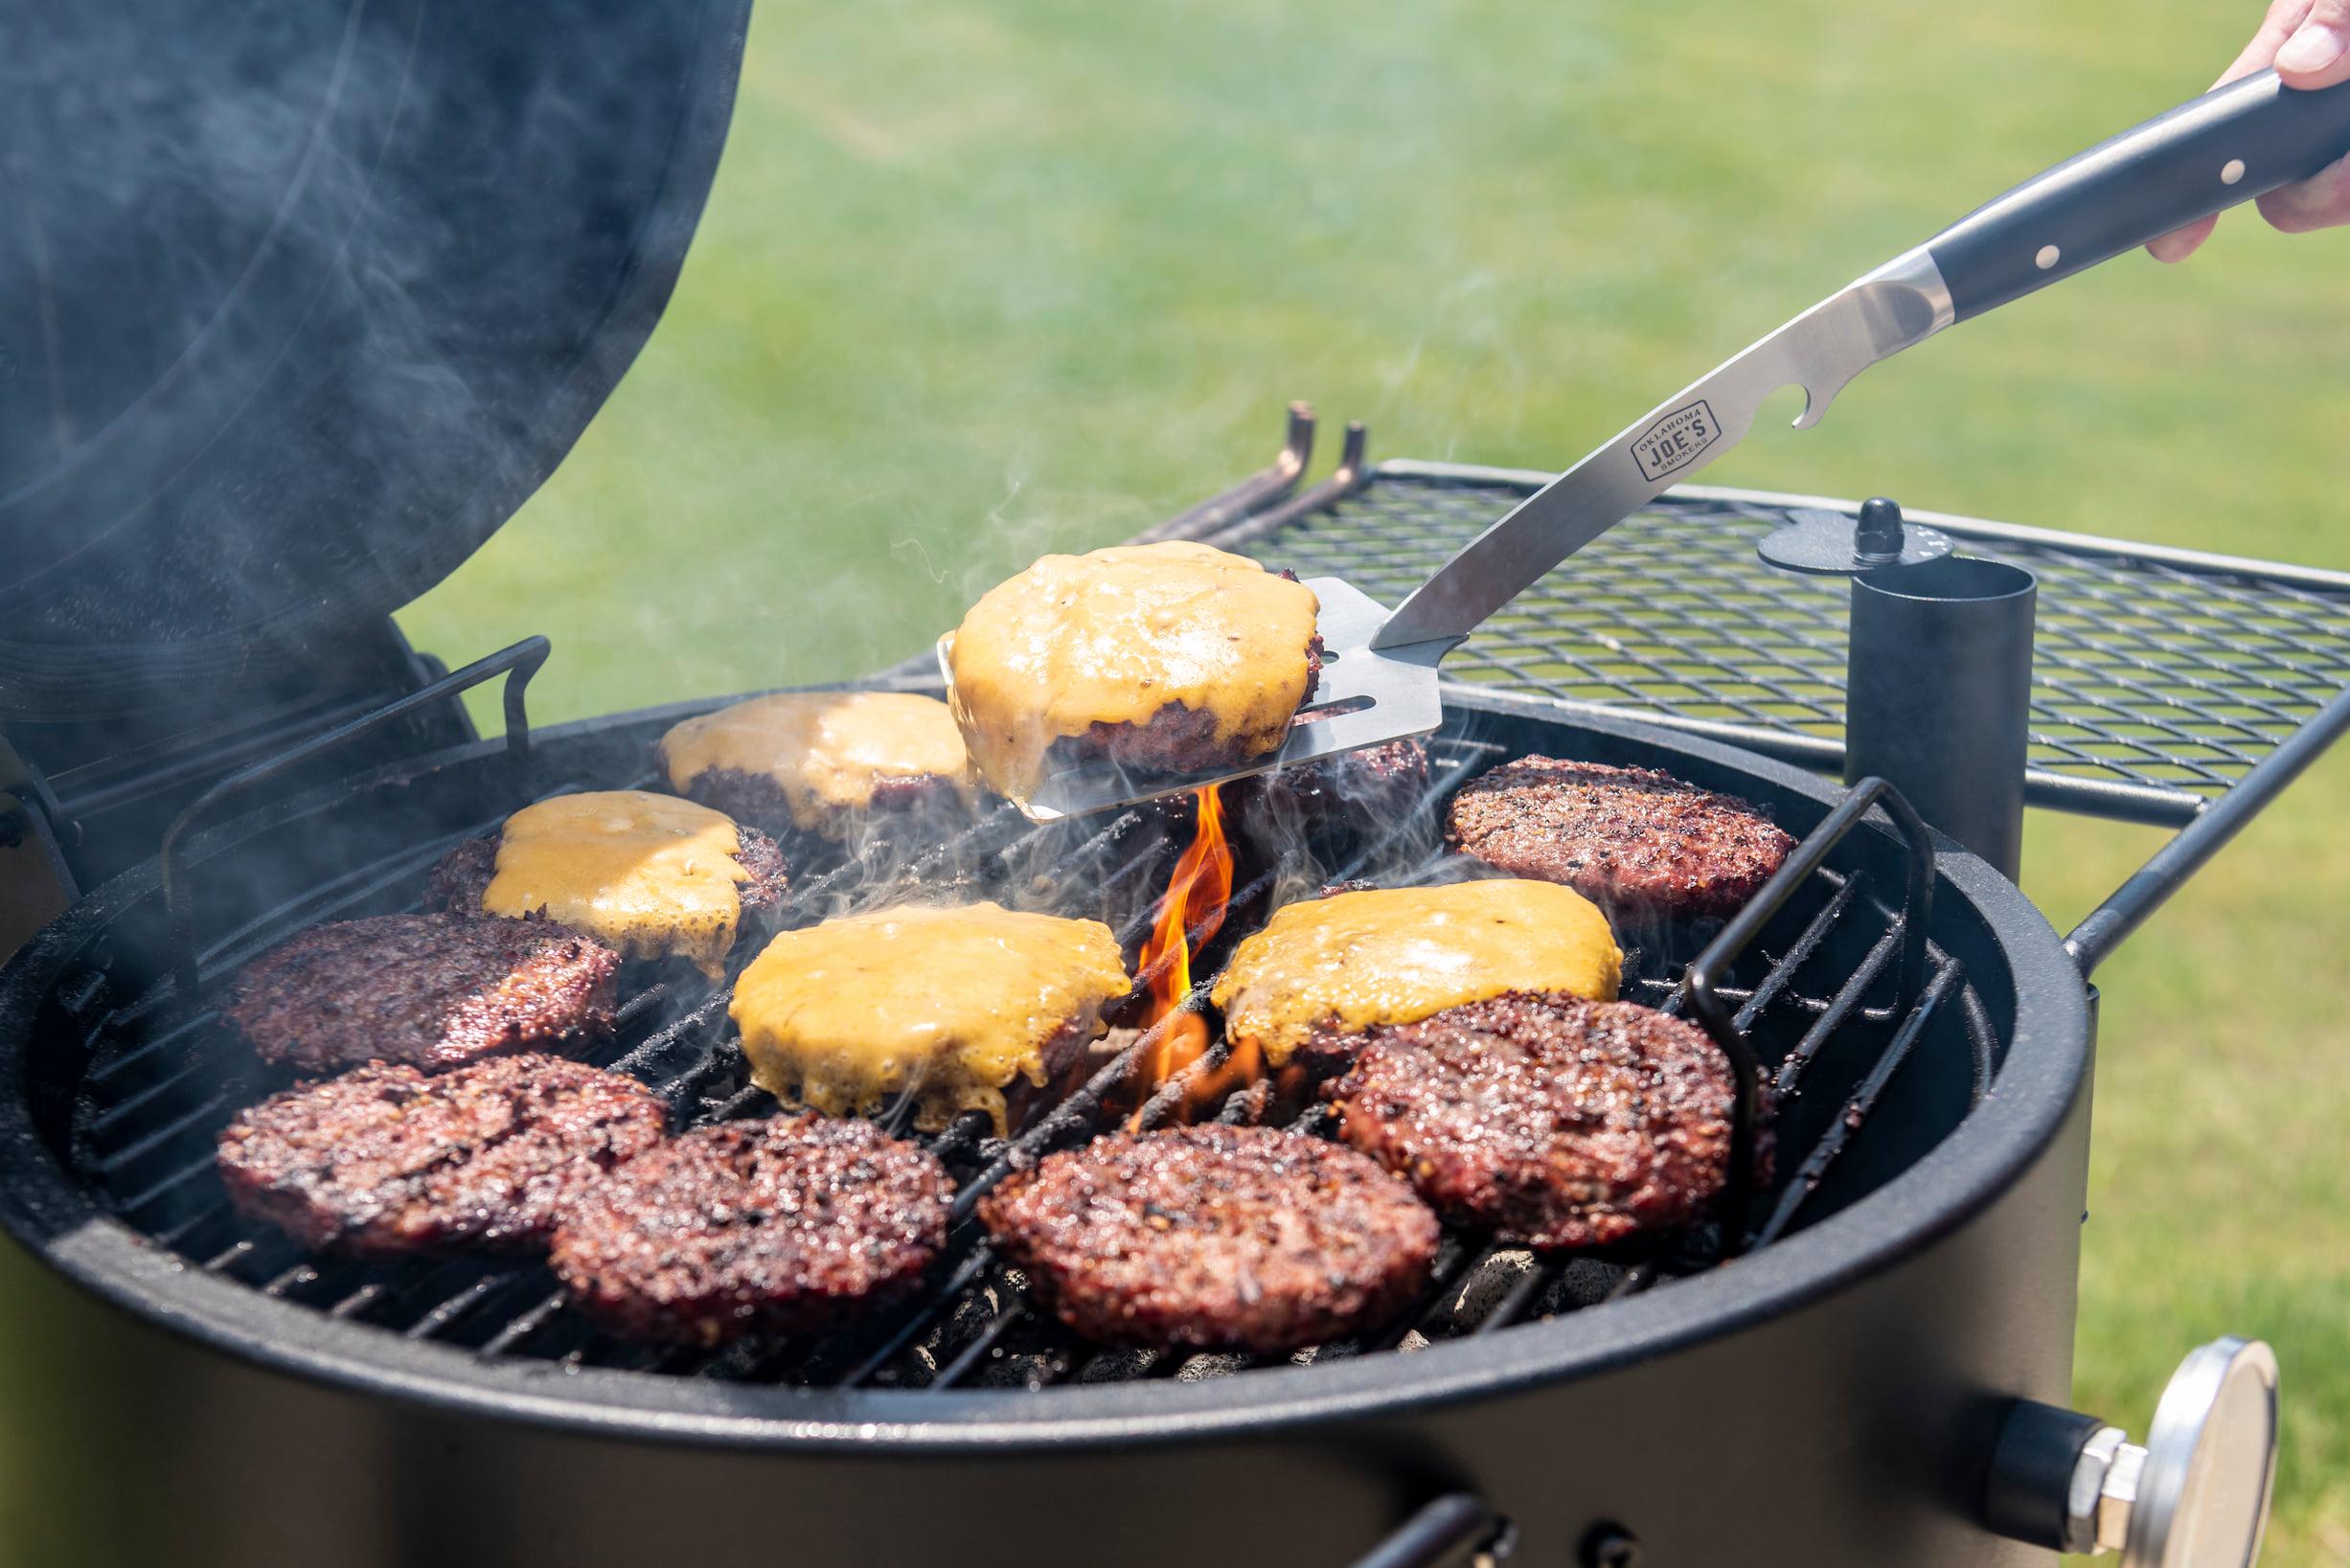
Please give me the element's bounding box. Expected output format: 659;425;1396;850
1130;401;1315;544
1203;420;1371;554
2066;680;2350;976
1344;1493;1504;1568
1684;776;1937;1250
1844;556;2038;878
159;637;550;1001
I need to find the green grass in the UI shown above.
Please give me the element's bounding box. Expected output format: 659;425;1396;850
11;0;2350;1558
402;6;2350;1554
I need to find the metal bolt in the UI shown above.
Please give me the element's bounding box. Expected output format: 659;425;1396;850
2063;1424;2130;1555
2095;1441;2149;1553
1855;496;1905;564
1578;1524;1641;1568
2059;1423;2153;1556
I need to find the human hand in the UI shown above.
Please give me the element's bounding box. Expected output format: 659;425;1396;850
2146;0;2350;261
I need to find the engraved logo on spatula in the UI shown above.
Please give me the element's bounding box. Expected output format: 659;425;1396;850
1631;399;1721;482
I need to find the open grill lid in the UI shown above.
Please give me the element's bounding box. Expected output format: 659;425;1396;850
0;0;749;717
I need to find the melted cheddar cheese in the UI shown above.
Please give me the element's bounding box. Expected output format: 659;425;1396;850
483;792;749;977
658;692;977;837
1209;879;1621;1064
946;541;1320;801
731;902;1131;1133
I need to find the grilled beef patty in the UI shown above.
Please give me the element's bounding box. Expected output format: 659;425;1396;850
657;691;981;843
1044;630;1325;780
1324;991;1745;1250
1141;736;1430;846
978;1124;1439;1352
423;823;790;923
677;767;969;843
217;1055;667;1257
550;1117;951;1346
1235;736;1429;826
1446;757;1793;919
222;913;620;1075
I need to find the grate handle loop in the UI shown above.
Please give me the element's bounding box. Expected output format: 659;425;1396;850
158;637;550;1003
1683;774;1937;1252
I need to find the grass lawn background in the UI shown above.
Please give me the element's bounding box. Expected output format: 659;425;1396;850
9;0;2347;1560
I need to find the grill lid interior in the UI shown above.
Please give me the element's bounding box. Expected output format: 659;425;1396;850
0;0;748;717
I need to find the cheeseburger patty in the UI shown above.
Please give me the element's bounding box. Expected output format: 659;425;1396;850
657;691;980;842
551;1117;951;1346
675;767;968;843
1046;627;1324;779
1325;991;1745;1250
1447;758;1793;919
217;1055;668;1257
947;543;1325;801
978;1125;1440;1352
729;902;1130;1135
222;913;620;1075
1209;879;1623;1077
424;824;790;923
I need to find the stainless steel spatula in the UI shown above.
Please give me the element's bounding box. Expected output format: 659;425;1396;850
993;67;2350;821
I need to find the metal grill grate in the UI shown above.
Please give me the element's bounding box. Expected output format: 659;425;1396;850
1223;465;2350;827
71;719;1984;1394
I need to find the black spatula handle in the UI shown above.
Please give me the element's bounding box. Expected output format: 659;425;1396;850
1927;69;2350;322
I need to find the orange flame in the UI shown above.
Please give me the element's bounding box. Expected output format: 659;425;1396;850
1131;784;1233;1124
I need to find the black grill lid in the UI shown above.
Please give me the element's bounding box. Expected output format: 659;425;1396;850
0;0;748;716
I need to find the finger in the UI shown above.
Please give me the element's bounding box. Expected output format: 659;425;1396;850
2148;0;2320;258
2256;148;2350;230
2274;0;2350;85
2258;0;2350;232
2146;213;2221;262
2227;0;2316;80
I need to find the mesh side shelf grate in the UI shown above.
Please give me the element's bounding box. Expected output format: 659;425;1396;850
1243;471;2350;819
64;722;1993;1397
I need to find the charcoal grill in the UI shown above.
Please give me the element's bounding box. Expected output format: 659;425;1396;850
7;9;2347;1567
5;650;2090;1566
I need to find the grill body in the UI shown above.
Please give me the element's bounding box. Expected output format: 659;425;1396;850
0;687;2092;1568
1;1124;2088;1568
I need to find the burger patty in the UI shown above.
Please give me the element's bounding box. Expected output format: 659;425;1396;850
1047;631;1325;779
423;822;791;922
217;1055;668;1257
222;913;620;1075
978;1124;1439;1352
1324;991;1745;1251
1446;757;1794;919
744;1011;1105;1136
1235;737;1429;827
551;1116;952;1346
1139;737;1430;847
676;767;970;843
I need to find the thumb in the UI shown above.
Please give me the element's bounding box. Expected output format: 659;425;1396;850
2275;0;2350;86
